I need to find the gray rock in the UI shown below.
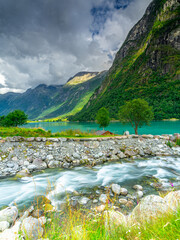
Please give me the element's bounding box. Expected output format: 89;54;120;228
133;185;143;191
119;199;128;205
0;221;10;232
110;155;119;161
104;210;127;227
164;190;180;211
0;221;21;240
48;160;59;168
136;190;143;198
73;153;81;159
124;131;130;136
78;197;90;205
112;184;121;195
16;169;30;178
117;152;126;159
129;195;171;224
99;194;108;204
120;188;128;196
46;155;54;161
27;164;38;171
27;137;35;142
125;149;136;157
0;206;18;224
32;159;47;170
21;216;44;240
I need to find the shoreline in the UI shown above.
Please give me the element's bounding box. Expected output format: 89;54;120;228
0;133;179;178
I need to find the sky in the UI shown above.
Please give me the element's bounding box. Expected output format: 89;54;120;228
0;0;152;94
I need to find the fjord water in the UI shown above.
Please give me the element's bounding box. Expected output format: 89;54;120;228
26;121;180;135
0;156;180;209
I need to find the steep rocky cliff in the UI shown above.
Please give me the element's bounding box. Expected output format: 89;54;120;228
72;0;180;121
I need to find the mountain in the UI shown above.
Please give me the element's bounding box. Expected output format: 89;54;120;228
71;0;180;121
0;71;107;120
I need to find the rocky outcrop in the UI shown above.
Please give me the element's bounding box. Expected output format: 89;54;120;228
21;216;44;240
72;0;180;121
0;207;18;225
0;134;179;178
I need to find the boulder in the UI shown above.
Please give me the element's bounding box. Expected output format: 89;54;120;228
133;185;143;191
120;188;128;196
119;199;128;205
73;153;81;159
136;191;143;198
16;169;30;178
21;216;44;240
125;149;136;157
104;210;127;227
94;205;106;212
78;197;90;205
0;221;21;240
129;195;171;224
164;190;180;211
32;159;47;170
112;184;121;195
48;160;59;168
117;152;126;159
0;206;18;224
0;221;10;232
99;194;108;204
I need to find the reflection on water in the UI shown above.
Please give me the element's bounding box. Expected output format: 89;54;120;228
25;120;180;135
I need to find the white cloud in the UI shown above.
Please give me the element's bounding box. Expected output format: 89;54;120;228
0;0;152;94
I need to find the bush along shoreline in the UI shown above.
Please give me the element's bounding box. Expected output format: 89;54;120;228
0;133;180;178
0;188;180;239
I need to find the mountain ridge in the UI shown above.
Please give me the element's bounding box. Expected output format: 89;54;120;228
71;0;180;121
0;71;107;120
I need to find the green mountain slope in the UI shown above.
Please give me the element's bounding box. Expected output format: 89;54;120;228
0;71;107;120
72;0;180;121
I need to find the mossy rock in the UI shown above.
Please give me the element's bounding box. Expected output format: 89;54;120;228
43;203;54;212
34;195;51;209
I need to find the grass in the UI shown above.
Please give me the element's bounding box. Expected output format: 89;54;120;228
0;127;115;138
43;203;180;240
176;138;180;146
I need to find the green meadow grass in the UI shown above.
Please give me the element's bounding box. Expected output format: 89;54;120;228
43;205;180;240
0;127;114;138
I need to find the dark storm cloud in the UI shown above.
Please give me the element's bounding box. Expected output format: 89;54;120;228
0;0;151;93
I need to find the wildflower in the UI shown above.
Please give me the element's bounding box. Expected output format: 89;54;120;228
169;181;174;187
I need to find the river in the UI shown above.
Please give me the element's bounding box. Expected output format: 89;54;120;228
25;120;180;135
1;156;180;210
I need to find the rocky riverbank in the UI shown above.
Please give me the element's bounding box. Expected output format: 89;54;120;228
0;134;180;178
0;188;179;240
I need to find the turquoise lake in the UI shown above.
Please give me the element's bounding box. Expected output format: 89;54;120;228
25;121;180;135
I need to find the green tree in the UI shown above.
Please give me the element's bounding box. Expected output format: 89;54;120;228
2;110;28;127
118;98;154;135
96;107;110;129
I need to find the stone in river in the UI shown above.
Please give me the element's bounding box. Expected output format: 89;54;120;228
78;197;90;205
136;191;143;198
99;194;108;204
112;184;121;195
120;188;128;196
0;206;18;224
119;199;128;205
133;185;143;191
0;221;10;232
21;216;44;240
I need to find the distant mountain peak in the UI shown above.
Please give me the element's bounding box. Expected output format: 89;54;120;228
66;71;99;85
